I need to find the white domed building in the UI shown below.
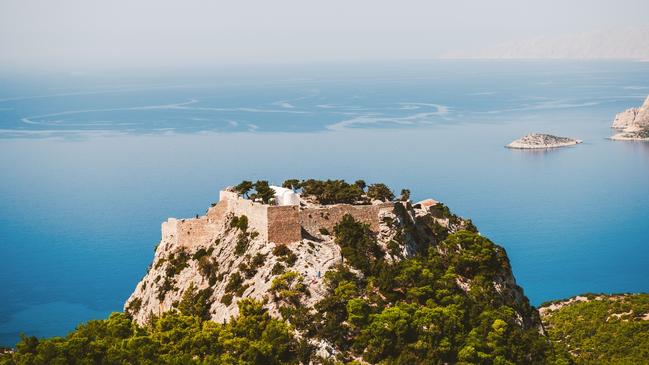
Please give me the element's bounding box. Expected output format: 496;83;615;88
270;185;300;206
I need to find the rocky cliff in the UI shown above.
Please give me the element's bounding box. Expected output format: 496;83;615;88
127;187;538;324
123;182;545;362
611;95;649;140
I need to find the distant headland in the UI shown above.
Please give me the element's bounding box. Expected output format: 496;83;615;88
610;95;649;141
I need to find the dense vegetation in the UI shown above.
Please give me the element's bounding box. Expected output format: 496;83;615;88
234;180;275;204
234;179;399;205
0;299;302;365
279;217;554;364
542;293;649;364
1;208;563;365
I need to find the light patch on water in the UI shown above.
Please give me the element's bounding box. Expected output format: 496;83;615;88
327;104;450;131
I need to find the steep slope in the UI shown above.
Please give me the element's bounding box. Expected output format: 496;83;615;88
611;95;649;140
121;181;547;363
540;293;649;364
1;181;554;364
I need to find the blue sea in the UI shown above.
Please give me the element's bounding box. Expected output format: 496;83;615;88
1;60;648;346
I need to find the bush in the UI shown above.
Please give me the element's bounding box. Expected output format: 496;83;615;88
192;246;214;261
252;180;275;204
234;180;253;198
221;294;233;306
272;262;286;275
125;298;142;315
367;183;394;202
300;179;364;205
270;272;308;306
165;249;190;278
333;214;384;275
239;253;267;278
273;244;298;266
224;272;243;293
230;215;248;232
177;283;212;321
282;179;301;190
234;232;250;256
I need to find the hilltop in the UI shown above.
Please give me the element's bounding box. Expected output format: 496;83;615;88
1;179;557;364
122;179;547;363
540;293;649;364
6;179;647;363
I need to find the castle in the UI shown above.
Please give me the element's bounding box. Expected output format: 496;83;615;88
161;186;396;248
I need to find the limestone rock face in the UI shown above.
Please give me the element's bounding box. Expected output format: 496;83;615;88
506;133;582;149
611;95;649;140
612;108;639;129
124;191;540;335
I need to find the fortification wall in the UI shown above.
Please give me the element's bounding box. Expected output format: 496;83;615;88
231;199;268;241
161;218;179;244
175;217;222;249
267;205;301;244
299;203;394;237
162;195;395;249
163;196;269;250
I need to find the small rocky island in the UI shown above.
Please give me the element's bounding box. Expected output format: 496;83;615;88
610;95;649;141
506;133;582;149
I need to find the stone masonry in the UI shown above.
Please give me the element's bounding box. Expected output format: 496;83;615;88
161;190;395;247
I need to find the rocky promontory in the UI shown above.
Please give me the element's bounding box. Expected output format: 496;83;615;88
506;133;582;149
122;179;546;363
610;95;649;141
3;180;646;363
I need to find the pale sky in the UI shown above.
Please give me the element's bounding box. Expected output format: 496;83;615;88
1;0;648;71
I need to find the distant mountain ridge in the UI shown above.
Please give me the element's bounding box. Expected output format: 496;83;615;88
442;28;649;60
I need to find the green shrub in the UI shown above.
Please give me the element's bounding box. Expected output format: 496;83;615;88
221;293;233;305
230;215;249;232
272;262;286;275
234;180;253;198
192;246;214;261
165;249;190;278
273;244;298;266
367;183;394;202
239;253;267;278
224;272;243;294
234;232;249;256
270;272;308;306
177;283;212;321
125;298;142;315
333;214;384;275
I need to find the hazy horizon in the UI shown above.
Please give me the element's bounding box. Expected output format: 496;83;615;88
2;0;649;72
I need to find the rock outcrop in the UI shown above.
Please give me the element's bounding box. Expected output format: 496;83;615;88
610;95;649;141
124;185;543;355
506;133;582;149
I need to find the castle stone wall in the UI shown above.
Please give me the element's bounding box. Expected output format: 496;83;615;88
225;198;269;241
162;194;395;249
174;217;222;249
267;205;301;244
299;203;394;237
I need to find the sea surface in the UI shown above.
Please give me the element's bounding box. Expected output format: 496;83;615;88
1;60;648;346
